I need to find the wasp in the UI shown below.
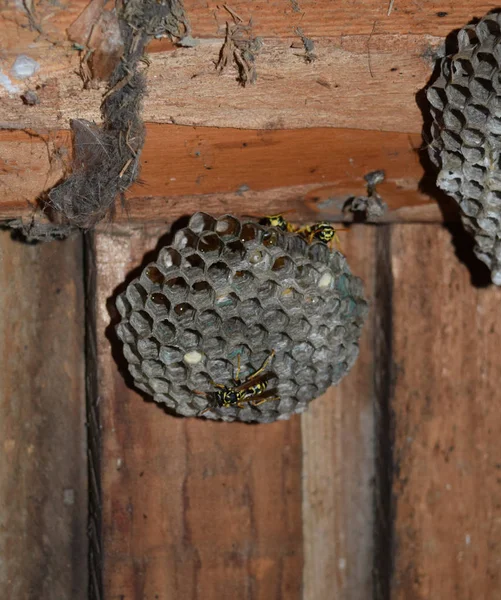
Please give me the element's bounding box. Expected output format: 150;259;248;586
259;212;296;233
198;350;279;415
297;221;346;248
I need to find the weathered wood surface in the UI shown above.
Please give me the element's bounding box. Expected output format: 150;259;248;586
126;35;438;132
90;228;304;599
0;231;87;599
127;126;440;221
0;35;438;132
0;0;492;131
0;126;451;224
302;225;375;599
390;224;501;599
0;129;70;219
185;1;492;38
0;0;491;51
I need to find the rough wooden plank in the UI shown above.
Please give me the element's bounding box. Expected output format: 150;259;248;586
90;227;304;599
0;126;454;224
133;35;437;132
390;224;501;599
302;225;375;599
0;0;490;48
0;0;490;131
0;129;70;218
129;126;426;204
185;1;493;38
0;35;438;131
0;0;87;54
0;231;87;599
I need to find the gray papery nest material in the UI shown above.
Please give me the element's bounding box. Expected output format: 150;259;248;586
426;10;501;285
115;213;368;423
343;170;388;220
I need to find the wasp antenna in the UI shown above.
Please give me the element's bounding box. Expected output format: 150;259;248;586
274;208;296;215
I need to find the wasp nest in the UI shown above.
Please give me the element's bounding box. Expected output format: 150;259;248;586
116;213;367;422
427;10;501;285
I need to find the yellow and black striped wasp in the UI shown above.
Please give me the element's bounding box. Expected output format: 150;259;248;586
198;350;279;415
261;213;345;250
297;221;346;249
259;211;296;233
260;213;345;251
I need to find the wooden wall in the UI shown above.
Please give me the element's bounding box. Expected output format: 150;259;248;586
0;233;87;599
1;1;501;599
2;221;500;599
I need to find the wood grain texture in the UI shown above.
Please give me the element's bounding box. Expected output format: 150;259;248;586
373;225;393;600
0;0;490;131
0;126;452;224
184;1;493;38
0;129;70;219
302;225;376;600
90;228;303;599
390;224;501;599
0;0;86;51
131;35;437;133
0;0;491;49
0;35;438;132
0;232;87;599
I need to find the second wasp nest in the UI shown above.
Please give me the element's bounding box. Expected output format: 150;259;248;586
427;10;501;284
116;213;367;423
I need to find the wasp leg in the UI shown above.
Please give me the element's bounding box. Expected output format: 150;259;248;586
235;353;242;382
333;230;345;251
333;238;343;253
251;396;280;407
209;380;226;390
242;349;276;383
286;222;299;233
198;405;213;416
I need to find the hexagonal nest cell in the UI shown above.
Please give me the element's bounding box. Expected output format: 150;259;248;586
427;10;501;285
115;213;368;423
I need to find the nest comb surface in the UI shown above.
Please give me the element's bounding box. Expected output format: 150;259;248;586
427;10;501;285
116;213;367;423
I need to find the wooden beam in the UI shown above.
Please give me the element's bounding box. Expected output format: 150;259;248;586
108;35;437;133
0;0;490;49
0;129;70;218
0;126;453;224
89;227;304;598
183;1;491;38
0;35;437;132
302;225;376;599
389;224;501;598
0;232;87;599
0;1;489;131
0;0;87;55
